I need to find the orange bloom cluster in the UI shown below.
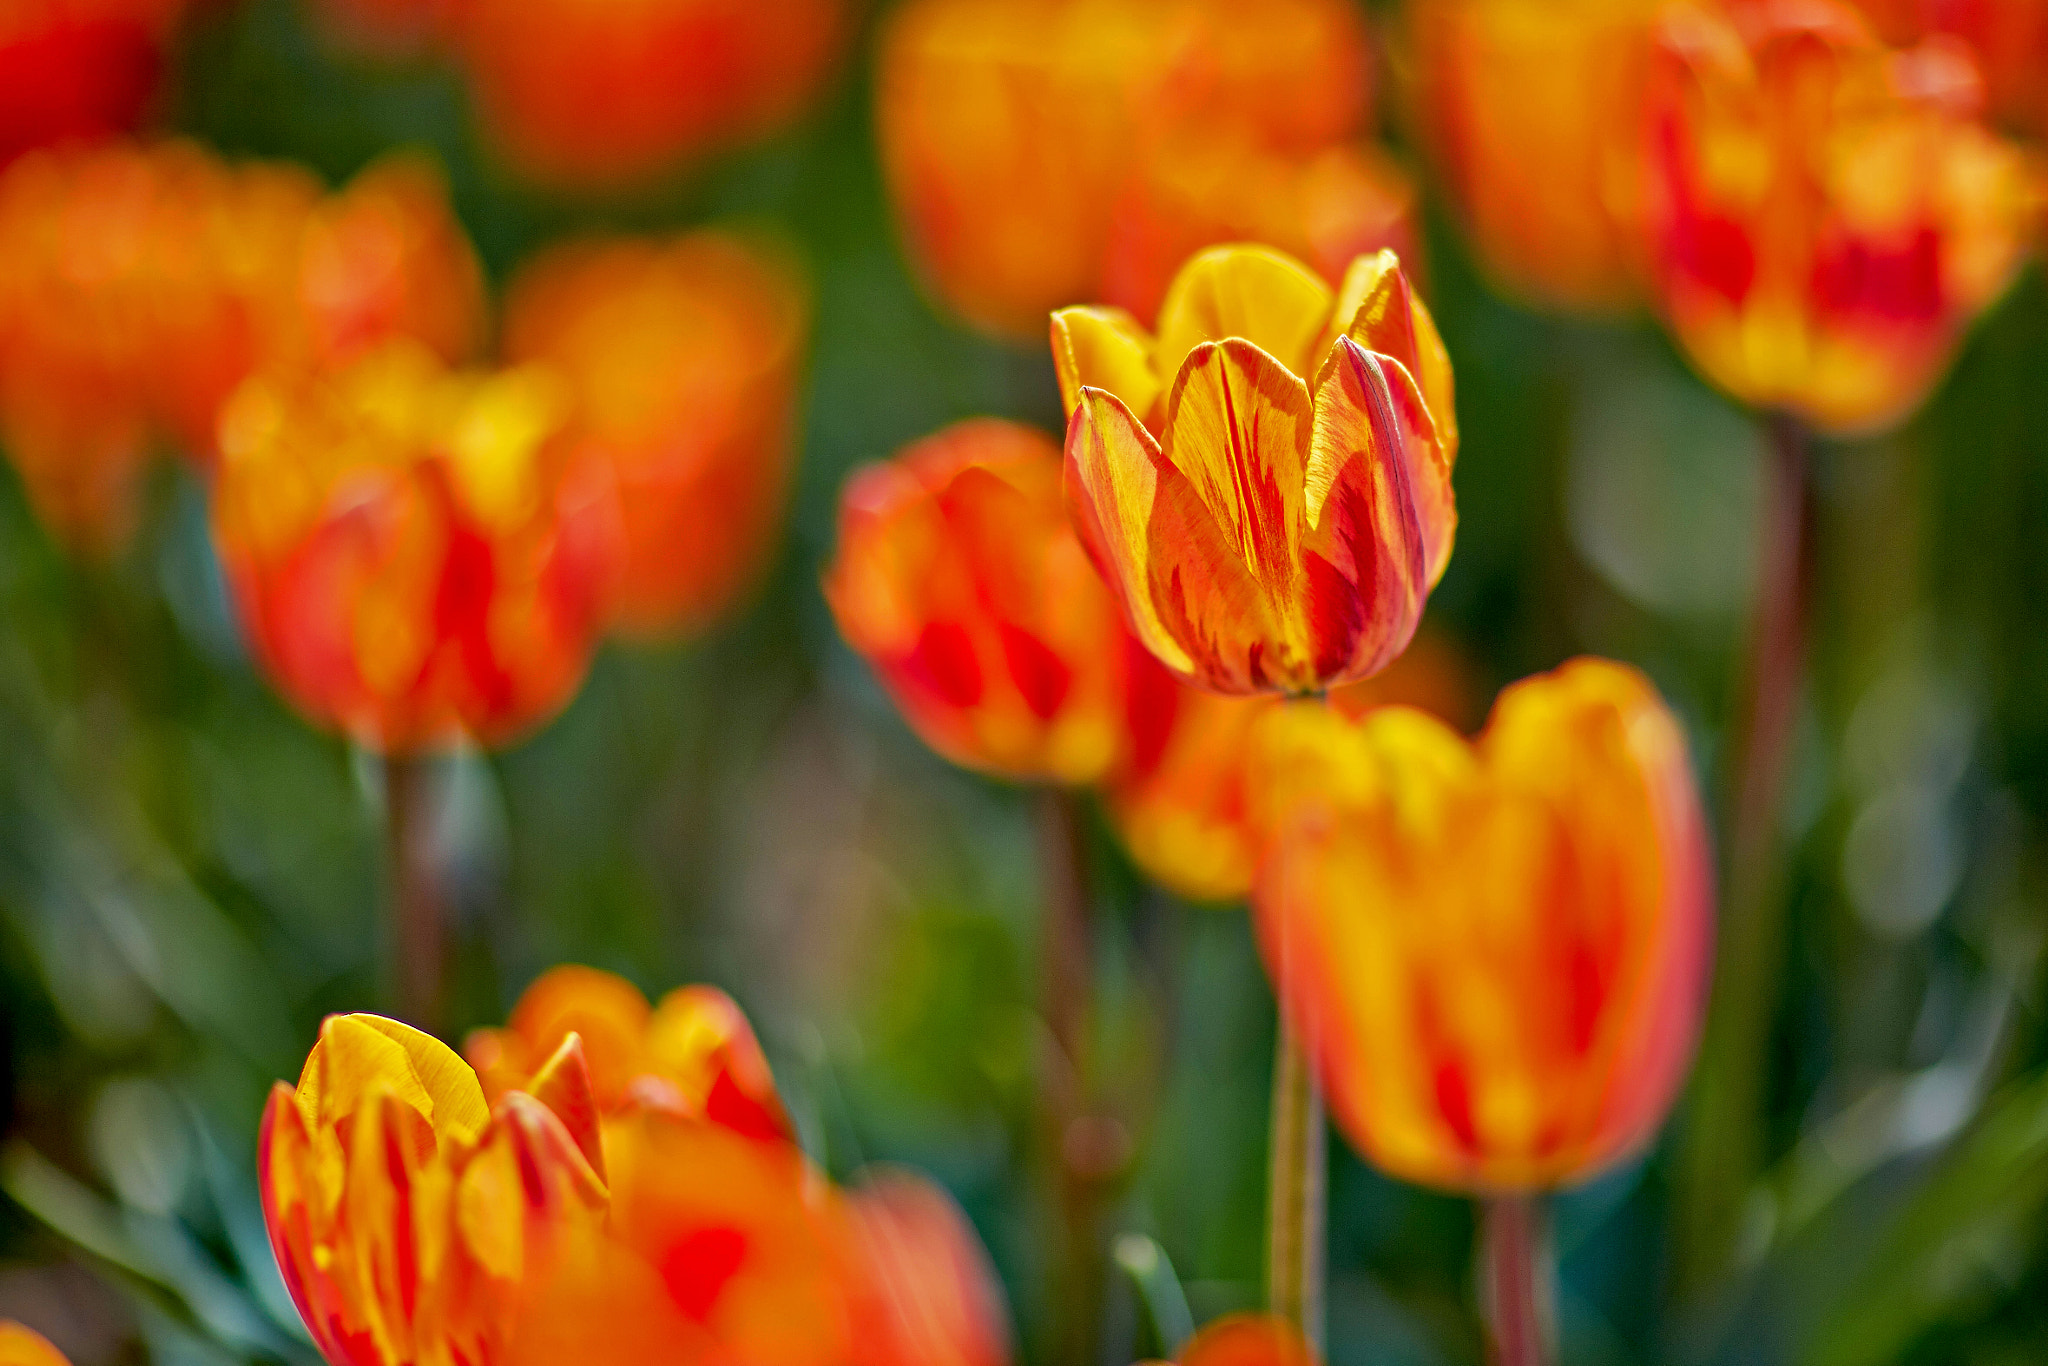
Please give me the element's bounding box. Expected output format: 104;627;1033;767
1057;245;1456;695
1848;0;2048;136
1642;0;2040;433
825;419;1140;785
877;0;1416;336
0;141;484;550
0;1323;70;1366
210;343;619;754
0;0;185;167
1411;0;1661;312
261;967;1012;1366
1250;658;1712;1191
503;233;807;638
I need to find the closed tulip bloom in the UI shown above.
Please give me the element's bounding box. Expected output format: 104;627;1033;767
460;0;849;189
211;342;618;753
465;964;790;1141
503;232;806;637
876;0;1379;336
260;1015;610;1366
1109;631;1476;903
0;0;184;166
1412;0;1658;312
0;1323;71;1366
1643;1;2041;434
1057;244;1456;696
1250;658;1712;1191
825;419;1136;784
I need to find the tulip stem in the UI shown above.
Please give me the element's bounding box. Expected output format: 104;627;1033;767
1265;1017;1325;1352
1037;787;1109;1366
1482;1196;1555;1366
1677;409;1815;1291
385;755;446;1033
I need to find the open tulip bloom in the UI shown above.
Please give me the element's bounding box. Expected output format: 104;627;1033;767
1055;244;1456;697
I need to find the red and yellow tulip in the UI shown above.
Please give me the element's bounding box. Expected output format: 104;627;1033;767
502;232;807;638
1642;0;2040;433
1250;657;1712;1191
825;418;1139;784
1411;0;1659;312
210;342;618;753
1056;245;1456;696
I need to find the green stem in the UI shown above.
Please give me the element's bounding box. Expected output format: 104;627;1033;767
1266;1016;1325;1352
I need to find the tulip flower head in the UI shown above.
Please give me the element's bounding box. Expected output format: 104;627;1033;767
1056;245;1456;696
503;232;807;637
825;419;1139;784
260;1015;610;1366
1412;0;1660;312
1643;0;2041;434
1251;658;1713;1191
211;342;619;753
0;0;185;166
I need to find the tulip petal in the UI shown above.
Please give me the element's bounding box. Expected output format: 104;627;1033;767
300;1013;491;1144
1065;387;1282;693
1162;338;1314;626
1155;245;1333;382
1051;306;1160;425
1299;338;1435;683
1322;251;1458;464
525;1033;608;1183
0;1323;73;1366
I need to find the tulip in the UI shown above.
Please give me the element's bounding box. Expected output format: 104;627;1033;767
1250;657;1713;1192
465;964;790;1141
845;1168;1013;1366
0;1323;70;1366
875;0;1385;337
1056;244;1456;696
502;232;806;637
1410;0;1658;312
825;418;1138;784
210;341;619;753
260;1014;610;1366
0;0;184;167
459;0;850;189
1108;631;1477;904
1642;0;2040;434
1166;1315;1318;1366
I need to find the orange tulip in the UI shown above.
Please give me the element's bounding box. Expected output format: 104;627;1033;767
0;1323;70;1366
1642;0;2041;434
1847;0;2048;136
0;0;184;166
1056;244;1456;696
210;342;619;753
1411;0;1658;312
502;232;806;637
845;1168;1012;1366
1109;631;1477;903
1164;1315;1318;1366
259;1014;610;1366
466;964;790;1141
876;0;1392;337
824;418;1138;784
0;141;485;551
1249;657;1712;1192
458;0;849;189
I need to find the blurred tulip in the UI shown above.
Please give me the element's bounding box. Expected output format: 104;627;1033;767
1056;245;1456;695
466;964;790;1141
825;418;1137;784
1411;0;1658;312
0;1324;70;1366
1643;0;2041;434
0;0;184;166
1847;0;2048;135
846;1168;1013;1366
0;141;486;551
1109;631;1477;903
210;342;619;753
1250;657;1712;1191
1168;1314;1318;1366
458;0;849;189
503;232;806;637
876;0;1392;336
260;1014;609;1366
